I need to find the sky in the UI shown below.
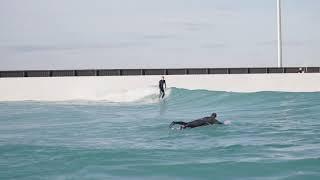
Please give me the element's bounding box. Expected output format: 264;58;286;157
0;0;320;70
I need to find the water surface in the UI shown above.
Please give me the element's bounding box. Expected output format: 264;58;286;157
1;88;320;179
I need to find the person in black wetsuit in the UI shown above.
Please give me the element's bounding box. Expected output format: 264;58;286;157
169;113;223;129
159;76;166;98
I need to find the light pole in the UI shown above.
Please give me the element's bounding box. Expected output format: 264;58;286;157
277;0;283;67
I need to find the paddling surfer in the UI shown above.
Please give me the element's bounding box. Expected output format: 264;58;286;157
169;113;223;129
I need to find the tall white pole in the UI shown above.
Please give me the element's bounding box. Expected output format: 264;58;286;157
277;0;283;67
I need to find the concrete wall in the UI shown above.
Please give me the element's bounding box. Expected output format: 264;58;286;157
0;73;319;101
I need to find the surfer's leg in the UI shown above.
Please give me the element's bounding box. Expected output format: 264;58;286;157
174;121;188;125
160;89;165;98
162;90;165;98
169;121;188;128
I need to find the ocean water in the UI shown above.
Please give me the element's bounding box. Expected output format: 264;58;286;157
0;88;320;180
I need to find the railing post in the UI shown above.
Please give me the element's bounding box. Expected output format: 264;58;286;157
164;69;168;75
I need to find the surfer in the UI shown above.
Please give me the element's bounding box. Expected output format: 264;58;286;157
169;113;223;129
297;68;304;73
159;76;166;99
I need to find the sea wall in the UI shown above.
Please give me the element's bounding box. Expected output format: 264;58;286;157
0;73;319;101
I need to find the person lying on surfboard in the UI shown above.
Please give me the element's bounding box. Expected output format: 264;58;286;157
169;113;223;129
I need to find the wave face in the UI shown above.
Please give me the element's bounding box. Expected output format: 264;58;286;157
0;88;320;180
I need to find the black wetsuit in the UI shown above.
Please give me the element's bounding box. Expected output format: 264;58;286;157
159;79;166;98
170;116;222;129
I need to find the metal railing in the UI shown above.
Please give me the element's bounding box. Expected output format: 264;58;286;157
0;67;319;78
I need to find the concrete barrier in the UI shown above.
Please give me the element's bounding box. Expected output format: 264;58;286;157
0;73;319;101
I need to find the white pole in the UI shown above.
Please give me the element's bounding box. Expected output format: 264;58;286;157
277;0;283;67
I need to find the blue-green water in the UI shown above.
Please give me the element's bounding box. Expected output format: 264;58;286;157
1;88;320;180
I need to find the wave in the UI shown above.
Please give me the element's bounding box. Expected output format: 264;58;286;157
95;88;316;105
2;86;320;104
94;86;172;103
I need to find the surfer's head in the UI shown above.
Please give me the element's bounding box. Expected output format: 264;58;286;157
162;76;165;80
211;113;217;118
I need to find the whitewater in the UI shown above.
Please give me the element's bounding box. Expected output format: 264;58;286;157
0;87;320;180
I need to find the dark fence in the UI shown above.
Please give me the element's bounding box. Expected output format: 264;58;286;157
51;70;75;77
98;69;120;76
209;68;228;74
0;67;319;78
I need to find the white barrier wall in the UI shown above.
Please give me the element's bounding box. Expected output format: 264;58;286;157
0;74;319;101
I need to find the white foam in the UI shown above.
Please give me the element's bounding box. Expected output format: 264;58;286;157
96;87;171;103
223;120;232;125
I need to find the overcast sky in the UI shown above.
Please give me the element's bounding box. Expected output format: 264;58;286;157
0;0;319;70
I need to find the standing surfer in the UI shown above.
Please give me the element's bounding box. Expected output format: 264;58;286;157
159;76;166;99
